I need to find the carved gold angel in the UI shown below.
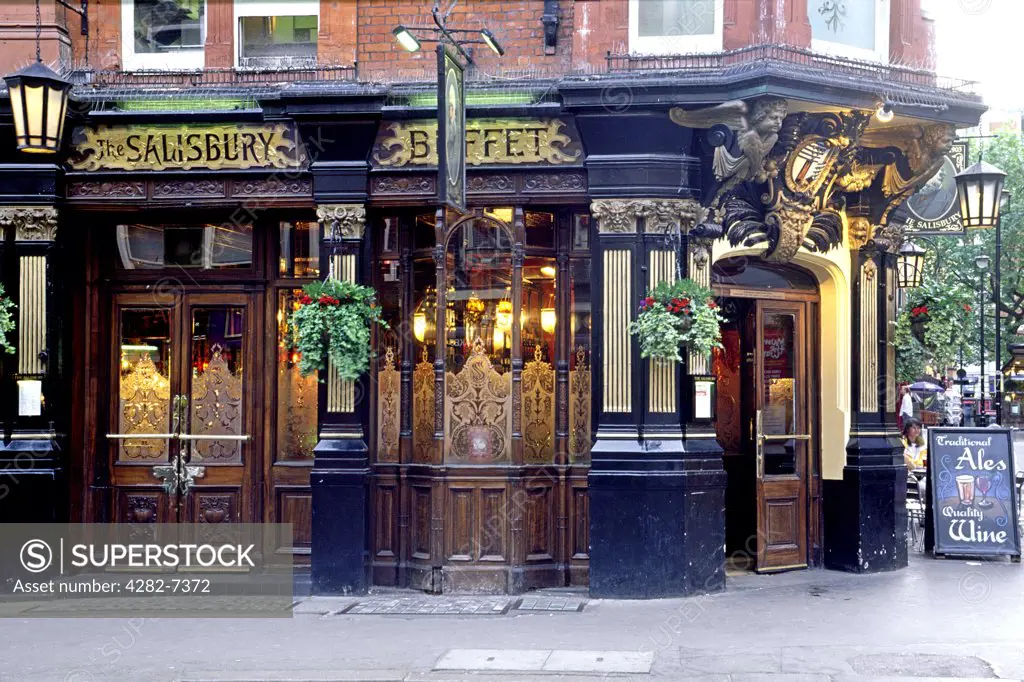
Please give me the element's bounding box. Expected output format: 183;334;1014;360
670;97;789;191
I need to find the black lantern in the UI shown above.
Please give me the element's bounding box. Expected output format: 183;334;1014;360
4;60;71;154
896;241;926;289
955;159;1007;229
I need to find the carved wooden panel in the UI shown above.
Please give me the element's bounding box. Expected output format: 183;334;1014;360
571;482;589;559
411;485;432;559
277;490;312;554
376;348;401;462
68;180;146;199
154;180;226;199
766;498;800;549
446;486;475;561
121;491;164;524
373;481;399;559
525;485;554;562
195;493;235;524
479;487;508;561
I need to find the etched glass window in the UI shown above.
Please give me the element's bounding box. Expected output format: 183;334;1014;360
133;0;205;53
638;0;714;37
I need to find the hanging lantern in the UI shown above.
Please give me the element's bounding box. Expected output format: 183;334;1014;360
955;159;1007;229
895;241;926;289
4;61;71;154
413;312;427;343
540;307;557;334
496;300;513;331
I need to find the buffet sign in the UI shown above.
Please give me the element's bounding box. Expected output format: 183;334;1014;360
927;427;1021;560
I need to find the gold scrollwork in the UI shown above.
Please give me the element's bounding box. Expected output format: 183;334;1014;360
119;354;171;461
569;346;592;462
445;339;511;463
522;346;555;463
190;345;244;462
413;348;435;463
377;347;401;462
373;119;581;168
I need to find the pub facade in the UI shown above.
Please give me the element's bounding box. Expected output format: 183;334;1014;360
0;0;985;597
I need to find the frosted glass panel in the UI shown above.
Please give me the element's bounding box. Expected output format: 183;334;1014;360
638;0;715;37
808;0;876;51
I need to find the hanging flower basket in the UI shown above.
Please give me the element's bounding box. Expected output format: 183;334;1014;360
628;278;726;362
289;278;387;380
0;283;14;356
909;305;930;347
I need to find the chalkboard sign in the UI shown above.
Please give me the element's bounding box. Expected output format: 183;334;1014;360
927;427;1021;559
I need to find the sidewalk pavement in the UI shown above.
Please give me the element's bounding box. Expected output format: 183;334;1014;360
1;555;1023;682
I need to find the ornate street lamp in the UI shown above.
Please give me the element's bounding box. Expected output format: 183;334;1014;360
895;241;926;289
955;159;1007;229
3;0;73;153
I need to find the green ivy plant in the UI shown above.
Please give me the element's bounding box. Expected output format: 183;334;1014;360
894;277;974;382
289;279;387;380
628;278;726;362
0;283;14;355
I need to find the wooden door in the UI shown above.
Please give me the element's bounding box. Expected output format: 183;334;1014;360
108;291;260;524
753;300;809;572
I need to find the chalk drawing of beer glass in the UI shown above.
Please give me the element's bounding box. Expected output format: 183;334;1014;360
956;474;976;507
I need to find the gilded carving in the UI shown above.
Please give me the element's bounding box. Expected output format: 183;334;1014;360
592;199;704;235
413;350;434;463
523;172;586;192
847;216;873;251
445;339;512;463
0;206;58;242
373;119;581;167
68;123;307;172
119;354;171;461
317;204;367;241
670;97;789;202
521;346;555;463
371;175;435;194
377;347;401;462
569;346;592;462
190;345;244;462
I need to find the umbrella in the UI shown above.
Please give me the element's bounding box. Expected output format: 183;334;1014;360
908;381;945;393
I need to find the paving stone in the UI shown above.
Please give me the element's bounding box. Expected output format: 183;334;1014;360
846;652;998;678
543;649;654;673
434;648;550;671
514;596;587;612
340;597;512;616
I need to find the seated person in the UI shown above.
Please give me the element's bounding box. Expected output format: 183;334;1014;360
902;418;927;471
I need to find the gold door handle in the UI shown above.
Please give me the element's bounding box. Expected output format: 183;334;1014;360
756;409;764;479
179;434;252;441
106;433;178;440
762;434;811;442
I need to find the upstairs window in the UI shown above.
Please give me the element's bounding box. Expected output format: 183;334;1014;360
808;0;890;62
235;1;319;69
628;0;723;54
122;0;206;71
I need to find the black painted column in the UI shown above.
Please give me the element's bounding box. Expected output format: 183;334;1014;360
310;204;372;594
0;206;63;523
588;199;725;598
825;239;908;573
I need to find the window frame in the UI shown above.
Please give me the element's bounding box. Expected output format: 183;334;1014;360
233;0;320;69
627;0;724;55
809;0;891;63
120;0;207;72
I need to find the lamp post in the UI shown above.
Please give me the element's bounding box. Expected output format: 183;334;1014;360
975;253;991;425
955;158;1008;425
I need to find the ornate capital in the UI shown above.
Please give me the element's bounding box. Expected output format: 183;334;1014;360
0;206;58;242
592;198;704;234
317;204;366;242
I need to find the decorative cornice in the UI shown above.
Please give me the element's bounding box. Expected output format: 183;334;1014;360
317;204;367;242
591;199;702;234
0;206;59;242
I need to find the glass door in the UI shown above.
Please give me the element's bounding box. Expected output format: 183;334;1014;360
754;300;810;572
108;291;258;524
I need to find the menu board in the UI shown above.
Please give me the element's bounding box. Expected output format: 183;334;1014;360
927;428;1021;559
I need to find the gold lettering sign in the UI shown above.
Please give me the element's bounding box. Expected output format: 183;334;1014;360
373;118;581;167
68;123;307;172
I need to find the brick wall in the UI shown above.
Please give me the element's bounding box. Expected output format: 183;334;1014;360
0;0;937;80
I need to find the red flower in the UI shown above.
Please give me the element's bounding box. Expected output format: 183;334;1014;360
680;298;690;307
299;295;313;305
645;297;655;307
708;301;718;310
964;304;972;312
319;295;341;305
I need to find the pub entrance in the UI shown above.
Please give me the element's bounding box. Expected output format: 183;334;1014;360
79;214;321;561
712;258;822;573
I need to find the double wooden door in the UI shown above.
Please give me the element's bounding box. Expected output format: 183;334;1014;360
750;300;811;572
108;290;260;524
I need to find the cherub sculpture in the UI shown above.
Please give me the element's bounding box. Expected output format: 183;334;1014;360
670;97;789;196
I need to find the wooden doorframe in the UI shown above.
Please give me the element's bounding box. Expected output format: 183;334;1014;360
712;282;823;569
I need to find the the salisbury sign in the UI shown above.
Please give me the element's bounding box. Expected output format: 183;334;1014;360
68;123;307;172
927;427;1021;559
